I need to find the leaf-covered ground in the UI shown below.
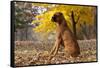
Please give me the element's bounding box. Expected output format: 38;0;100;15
15;39;97;66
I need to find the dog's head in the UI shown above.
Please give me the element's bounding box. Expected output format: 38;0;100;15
51;12;64;23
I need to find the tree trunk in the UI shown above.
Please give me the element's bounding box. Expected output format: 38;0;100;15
71;11;77;37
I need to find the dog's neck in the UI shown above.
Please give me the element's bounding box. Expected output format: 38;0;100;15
57;19;68;27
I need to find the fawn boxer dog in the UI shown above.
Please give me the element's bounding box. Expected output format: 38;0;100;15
48;12;80;60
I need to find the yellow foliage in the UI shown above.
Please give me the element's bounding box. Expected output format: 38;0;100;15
32;4;96;34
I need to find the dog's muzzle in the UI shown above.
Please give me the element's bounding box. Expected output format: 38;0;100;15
51;16;56;22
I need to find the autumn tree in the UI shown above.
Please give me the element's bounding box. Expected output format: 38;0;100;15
32;4;96;39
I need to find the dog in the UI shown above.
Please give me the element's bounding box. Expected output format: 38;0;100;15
48;12;80;60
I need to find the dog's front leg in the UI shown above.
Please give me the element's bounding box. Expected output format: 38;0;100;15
49;42;57;55
48;41;57;60
53;39;61;56
48;37;61;60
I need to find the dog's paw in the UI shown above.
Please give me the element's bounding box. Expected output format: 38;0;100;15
48;55;54;61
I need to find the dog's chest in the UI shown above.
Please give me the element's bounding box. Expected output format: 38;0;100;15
56;24;66;33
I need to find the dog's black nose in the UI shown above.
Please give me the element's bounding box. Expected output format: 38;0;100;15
52;16;55;19
51;16;54;21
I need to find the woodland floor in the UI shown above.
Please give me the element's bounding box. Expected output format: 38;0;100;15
15;39;97;66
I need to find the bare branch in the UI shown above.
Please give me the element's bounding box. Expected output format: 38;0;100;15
76;15;80;24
